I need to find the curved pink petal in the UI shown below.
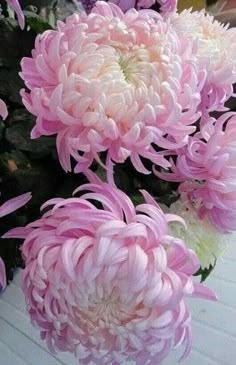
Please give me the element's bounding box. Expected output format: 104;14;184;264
0;257;7;292
0;99;8;120
7;0;25;29
0;192;32;218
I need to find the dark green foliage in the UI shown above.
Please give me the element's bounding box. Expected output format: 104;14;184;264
24;10;53;32
113;159;179;207
194;261;217;283
5;110;56;157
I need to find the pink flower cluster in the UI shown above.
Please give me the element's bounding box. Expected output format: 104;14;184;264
20;1;203;174
5;178;216;364
157;113;236;232
5;1;236;363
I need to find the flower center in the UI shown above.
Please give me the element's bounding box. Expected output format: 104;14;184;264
119;52;140;84
83;290;133;328
96;296;120;324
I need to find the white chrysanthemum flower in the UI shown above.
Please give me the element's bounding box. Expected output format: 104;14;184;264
168;199;229;269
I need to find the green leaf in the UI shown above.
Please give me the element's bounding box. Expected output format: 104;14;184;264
0;68;23;104
0;17;35;63
130;194;144;205
0;150;60;214
0;121;5;141
24;10;53;33
194;260;217;282
5;111;56;157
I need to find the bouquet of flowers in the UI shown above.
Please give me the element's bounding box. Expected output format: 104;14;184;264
0;0;235;364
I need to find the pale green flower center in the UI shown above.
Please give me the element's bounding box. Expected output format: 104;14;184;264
119;53;140;84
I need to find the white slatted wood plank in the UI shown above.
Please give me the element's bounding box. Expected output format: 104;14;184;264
212;260;236;284
189;297;236;337
205;276;236;309
1;282;28;314
0;283;76;365
192;321;236;365
0;317;65;365
164;348;221;365
0;340;28;365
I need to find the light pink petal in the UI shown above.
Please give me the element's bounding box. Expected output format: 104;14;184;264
0;258;7;291
0;192;32;218
7;0;25;29
193;283;218;302
2;226;32;239
0;99;8;120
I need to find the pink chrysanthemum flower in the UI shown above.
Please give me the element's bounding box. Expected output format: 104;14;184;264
156;113;236;232
20;1;203;174
171;9;236;113
4;176;216;364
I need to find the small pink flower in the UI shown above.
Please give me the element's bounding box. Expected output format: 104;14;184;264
156;113;236;232
20;1;203;174
5;177;216;364
7;0;25;29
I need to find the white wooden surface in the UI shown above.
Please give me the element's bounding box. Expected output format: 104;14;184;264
0;243;236;365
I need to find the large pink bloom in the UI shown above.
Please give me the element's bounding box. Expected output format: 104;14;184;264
20;1;203;174
171;9;236;113
0;192;32;292
4;177;216;364
157;113;236;232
